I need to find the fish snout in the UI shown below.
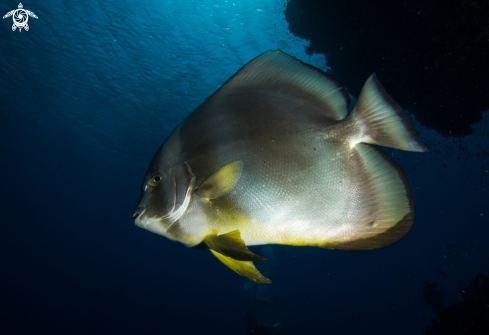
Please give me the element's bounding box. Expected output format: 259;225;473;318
133;206;146;219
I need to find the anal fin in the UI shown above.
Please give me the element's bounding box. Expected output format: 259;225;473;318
210;250;272;284
332;144;415;250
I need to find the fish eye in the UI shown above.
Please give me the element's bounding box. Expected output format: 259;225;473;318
150;174;164;185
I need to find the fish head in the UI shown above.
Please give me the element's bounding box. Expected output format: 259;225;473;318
133;144;195;241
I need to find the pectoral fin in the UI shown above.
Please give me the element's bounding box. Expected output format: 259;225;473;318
195;161;243;201
204;230;267;262
210;250;272;284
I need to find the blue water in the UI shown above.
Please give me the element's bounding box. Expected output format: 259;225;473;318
1;1;488;334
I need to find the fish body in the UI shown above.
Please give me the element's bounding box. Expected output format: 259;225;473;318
134;50;427;283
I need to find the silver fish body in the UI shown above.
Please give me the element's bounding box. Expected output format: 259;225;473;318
134;50;427;283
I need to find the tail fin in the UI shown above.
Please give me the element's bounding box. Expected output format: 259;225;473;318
350;74;428;152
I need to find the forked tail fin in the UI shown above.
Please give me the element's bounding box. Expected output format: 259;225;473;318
350;74;428;152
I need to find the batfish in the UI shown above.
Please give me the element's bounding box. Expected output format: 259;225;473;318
133;50;427;283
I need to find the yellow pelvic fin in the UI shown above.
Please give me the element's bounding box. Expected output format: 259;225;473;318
195;161;243;201
204;230;268;262
210;249;272;284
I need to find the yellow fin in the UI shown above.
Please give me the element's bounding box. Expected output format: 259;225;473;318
204;230;267;262
210;249;273;284
195;161;243;201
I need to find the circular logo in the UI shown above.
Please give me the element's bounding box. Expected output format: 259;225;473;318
13;9;27;27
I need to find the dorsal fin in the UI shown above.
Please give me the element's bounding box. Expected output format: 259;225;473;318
218;50;350;121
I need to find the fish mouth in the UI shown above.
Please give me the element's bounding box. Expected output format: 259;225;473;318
134;210;160;230
133;206;150;228
134;216;149;228
133;207;170;232
133;207;172;232
133;205;145;219
134;214;181;235
135;215;176;239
